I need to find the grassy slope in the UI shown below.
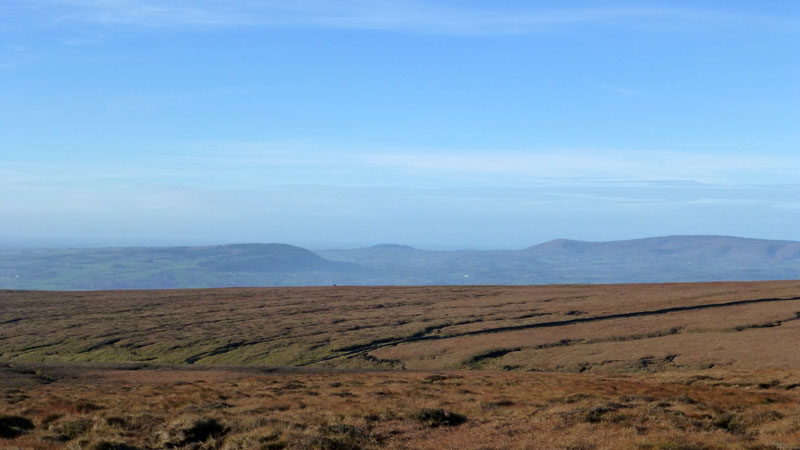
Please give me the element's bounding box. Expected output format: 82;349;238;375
4;281;800;449
3;365;800;449
2;281;800;372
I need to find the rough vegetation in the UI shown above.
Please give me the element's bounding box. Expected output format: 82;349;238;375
3;281;800;448
3;365;800;449
3;281;800;371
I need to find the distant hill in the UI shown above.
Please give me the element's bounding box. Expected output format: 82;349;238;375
1;236;799;290
0;243;363;290
322;235;800;284
527;235;800;260
514;235;800;283
197;243;341;272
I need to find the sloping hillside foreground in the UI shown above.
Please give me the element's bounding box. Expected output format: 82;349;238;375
3;281;800;448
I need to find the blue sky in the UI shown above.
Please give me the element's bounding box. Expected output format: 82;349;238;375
2;1;799;249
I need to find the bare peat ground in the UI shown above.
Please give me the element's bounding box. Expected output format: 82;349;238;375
2;281;800;449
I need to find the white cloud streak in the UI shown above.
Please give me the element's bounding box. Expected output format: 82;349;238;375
0;44;42;69
363;149;800;185
4;144;800;191
4;146;800;247
20;0;776;34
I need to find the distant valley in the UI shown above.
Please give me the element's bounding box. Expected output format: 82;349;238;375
1;235;799;290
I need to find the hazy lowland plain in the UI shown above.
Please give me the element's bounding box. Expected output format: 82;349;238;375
3;281;800;449
2;235;800;290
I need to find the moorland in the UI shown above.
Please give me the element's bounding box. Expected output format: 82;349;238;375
3;280;800;449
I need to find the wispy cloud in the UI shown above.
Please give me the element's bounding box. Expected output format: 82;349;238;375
594;82;639;97
0;44;42;69
363;149;800;185
18;0;777;34
4;143;799;190
4;145;800;247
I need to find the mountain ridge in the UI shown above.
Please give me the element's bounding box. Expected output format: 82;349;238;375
1;235;799;289
524;235;800;260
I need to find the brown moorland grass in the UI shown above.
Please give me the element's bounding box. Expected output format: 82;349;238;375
2;281;800;370
3;364;800;449
2;281;800;449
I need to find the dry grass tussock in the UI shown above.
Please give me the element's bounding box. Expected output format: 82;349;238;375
3;281;800;448
3;365;800;449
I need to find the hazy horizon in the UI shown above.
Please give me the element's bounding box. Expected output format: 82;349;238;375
3;1;799;249
3;233;799;253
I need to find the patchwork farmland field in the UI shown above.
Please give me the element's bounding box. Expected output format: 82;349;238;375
2;281;800;449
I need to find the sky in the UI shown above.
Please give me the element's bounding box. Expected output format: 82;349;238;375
2;0;799;249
